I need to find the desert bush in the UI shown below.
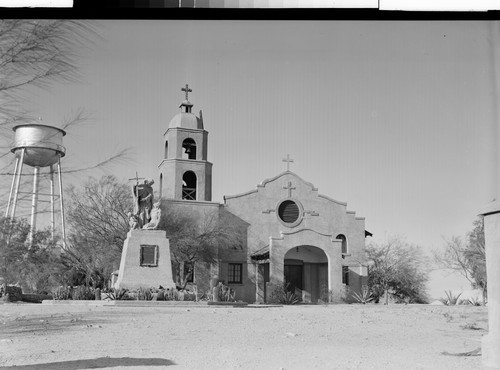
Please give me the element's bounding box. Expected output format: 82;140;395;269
468;296;483;306
137;287;154;301
351;286;374;304
367;236;429;304
163;288;179;301
52;286;73;300
268;282;300;305
218;283;235;302
320;281;330;302
182;291;197;301
103;288;129;300
72;285;95;300
439;290;462;306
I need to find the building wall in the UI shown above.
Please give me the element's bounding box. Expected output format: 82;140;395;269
160;171;368;303
223;171;368;303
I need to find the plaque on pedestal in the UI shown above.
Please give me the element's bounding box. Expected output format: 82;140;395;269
115;229;175;290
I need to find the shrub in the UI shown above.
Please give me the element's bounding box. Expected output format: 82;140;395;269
72;285;95;300
268;282;299;305
183;291;197;301
137;287;154;301
218;283;235;302
52;286;72;300
163;288;179;301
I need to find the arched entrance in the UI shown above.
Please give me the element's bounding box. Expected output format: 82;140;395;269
284;245;328;303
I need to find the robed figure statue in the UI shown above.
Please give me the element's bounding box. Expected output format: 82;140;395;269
132;179;154;227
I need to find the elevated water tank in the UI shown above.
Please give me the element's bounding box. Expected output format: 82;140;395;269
11;124;66;167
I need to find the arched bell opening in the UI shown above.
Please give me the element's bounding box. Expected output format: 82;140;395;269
182;138;197;160
182;171;197;200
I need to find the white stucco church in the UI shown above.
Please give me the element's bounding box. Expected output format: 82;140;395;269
158;85;371;303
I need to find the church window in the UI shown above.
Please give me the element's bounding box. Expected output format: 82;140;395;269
140;245;158;267
165;140;168;158
228;263;243;284
182;171;197;200
278;200;300;224
337;234;348;258
182;138;197;160
342;266;349;285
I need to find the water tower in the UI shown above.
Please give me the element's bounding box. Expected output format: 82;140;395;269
5;123;67;248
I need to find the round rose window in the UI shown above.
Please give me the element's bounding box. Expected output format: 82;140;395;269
277;200;300;224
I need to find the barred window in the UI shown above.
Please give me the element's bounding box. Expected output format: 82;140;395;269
228;263;243;284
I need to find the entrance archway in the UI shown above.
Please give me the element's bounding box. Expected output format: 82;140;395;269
284;245;328;303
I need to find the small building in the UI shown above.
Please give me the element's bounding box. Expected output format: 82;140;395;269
158;87;370;303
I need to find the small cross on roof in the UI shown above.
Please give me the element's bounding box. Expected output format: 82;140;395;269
282;154;294;171
181;84;192;101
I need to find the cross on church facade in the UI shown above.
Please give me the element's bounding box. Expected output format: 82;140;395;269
282;154;294;171
181;84;192;100
283;181;296;198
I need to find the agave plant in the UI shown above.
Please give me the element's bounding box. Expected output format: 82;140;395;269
103;288;129;300
268;282;300;305
440;290;462;306
282;291;300;305
351;286;373;304
468;296;482;306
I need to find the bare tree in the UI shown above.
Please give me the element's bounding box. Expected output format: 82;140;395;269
65;175;132;253
54;175;133;288
434;217;486;304
367;235;429;304
0;20;96;126
159;206;245;289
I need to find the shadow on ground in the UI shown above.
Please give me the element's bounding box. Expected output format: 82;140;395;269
0;357;175;369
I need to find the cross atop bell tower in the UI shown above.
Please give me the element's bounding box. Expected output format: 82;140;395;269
179;83;194;113
182;84;192;100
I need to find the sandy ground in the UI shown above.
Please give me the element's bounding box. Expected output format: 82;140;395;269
0;302;487;370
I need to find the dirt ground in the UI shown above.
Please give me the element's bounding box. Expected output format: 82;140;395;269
0;302;487;369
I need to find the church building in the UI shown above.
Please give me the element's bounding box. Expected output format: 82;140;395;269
158;85;370;304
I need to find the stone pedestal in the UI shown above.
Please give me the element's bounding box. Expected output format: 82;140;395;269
115;229;176;291
480;201;500;369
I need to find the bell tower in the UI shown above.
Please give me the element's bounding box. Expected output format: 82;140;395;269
159;84;212;201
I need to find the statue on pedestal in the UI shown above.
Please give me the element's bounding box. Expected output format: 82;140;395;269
129;173;160;230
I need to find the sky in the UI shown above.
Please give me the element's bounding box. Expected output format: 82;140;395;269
13;20;497;299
